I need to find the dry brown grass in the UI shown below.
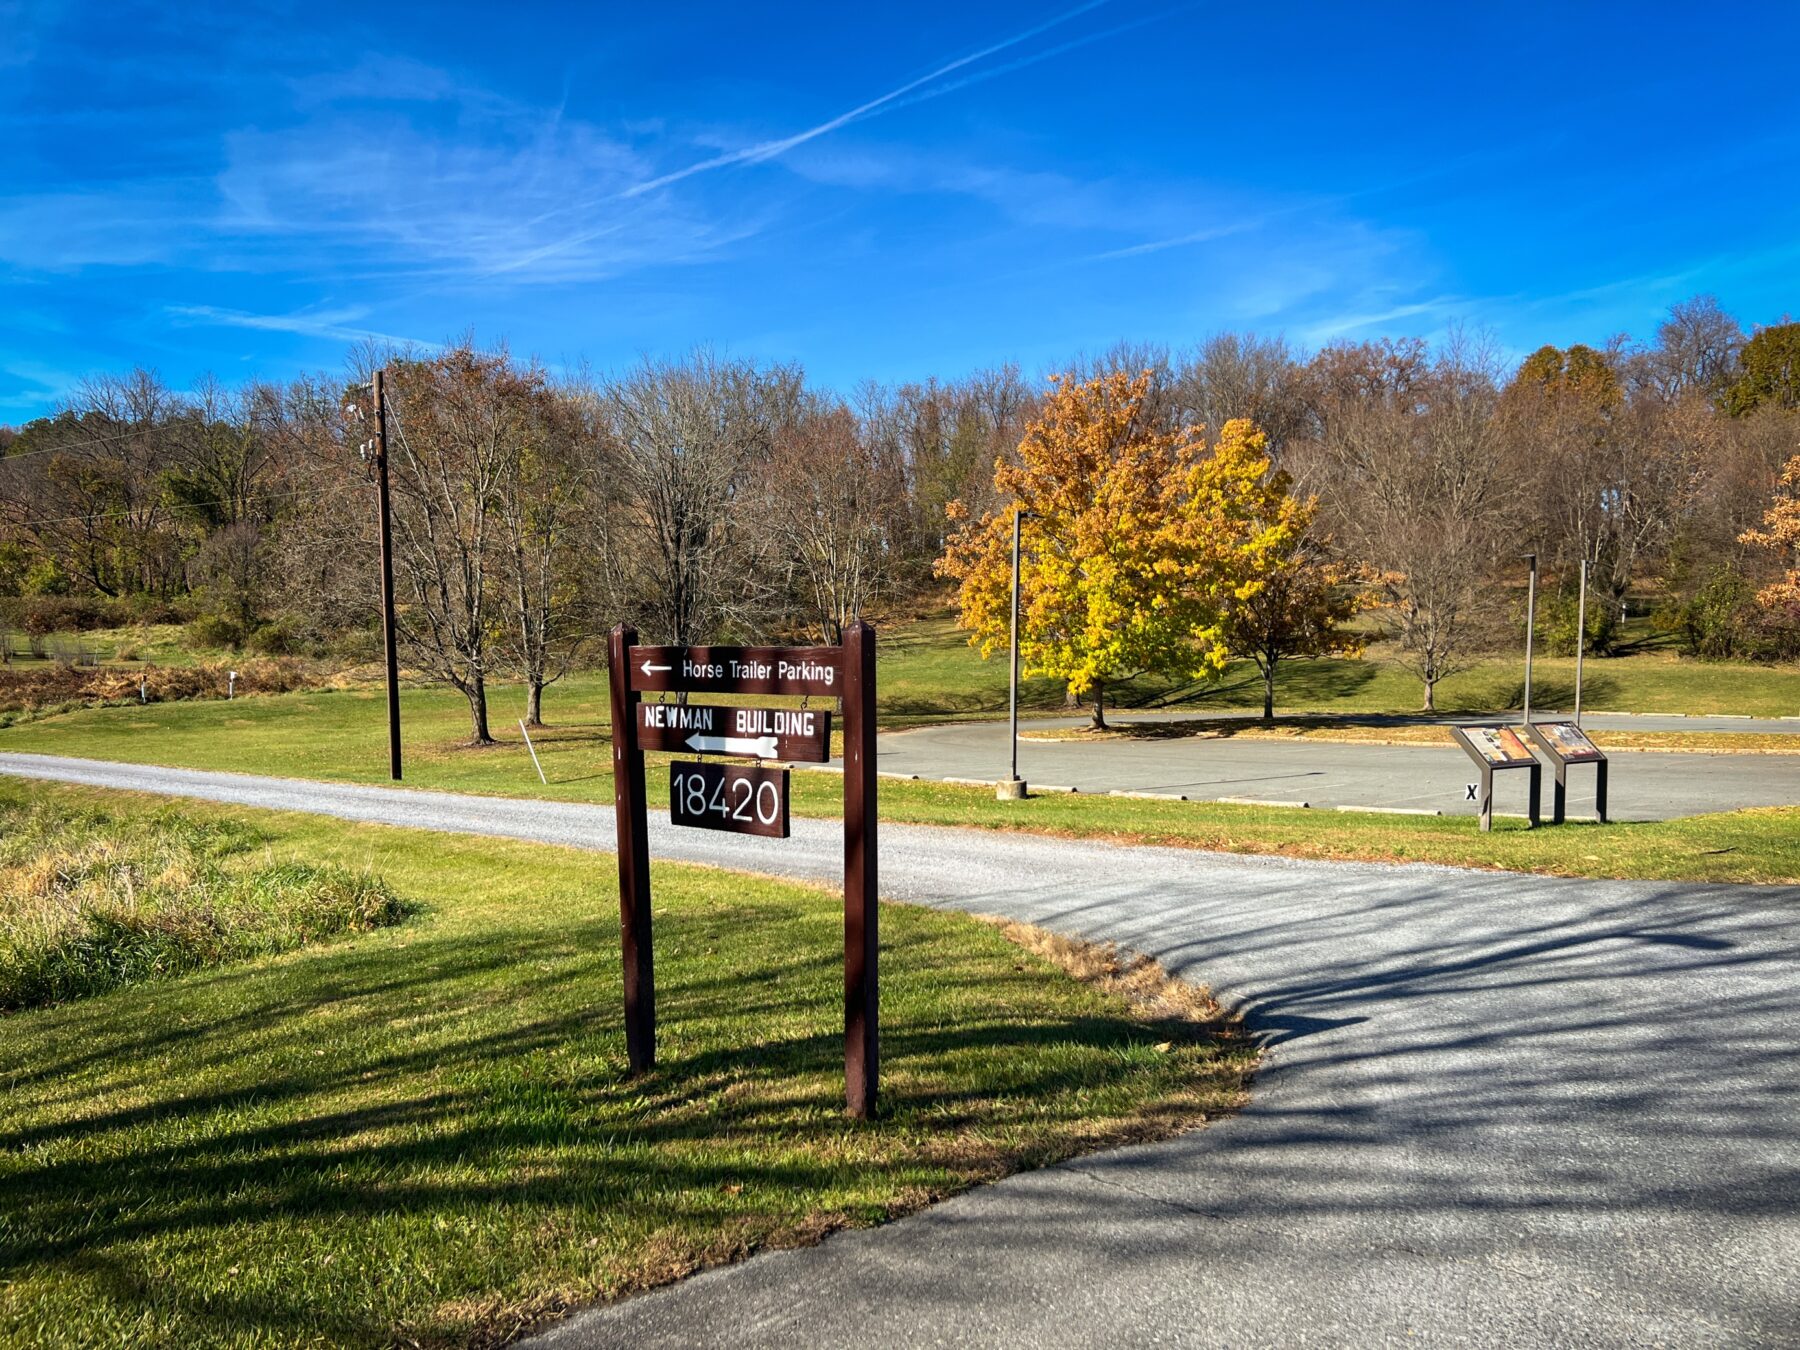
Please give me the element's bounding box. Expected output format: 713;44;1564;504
0;657;316;715
981;916;1236;1027
0;793;407;1008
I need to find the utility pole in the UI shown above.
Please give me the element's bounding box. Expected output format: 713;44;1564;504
1522;552;1538;726
1574;559;1589;727
372;368;403;781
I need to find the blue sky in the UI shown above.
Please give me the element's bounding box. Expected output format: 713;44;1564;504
4;0;1798;418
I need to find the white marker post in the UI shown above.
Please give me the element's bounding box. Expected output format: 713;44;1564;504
519;719;547;784
228;670;237;700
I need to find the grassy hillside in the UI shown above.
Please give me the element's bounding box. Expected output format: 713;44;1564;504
0;779;1252;1348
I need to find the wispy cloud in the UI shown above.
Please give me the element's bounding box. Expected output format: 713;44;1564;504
875;2;1200;119
1300;296;1469;344
213;101;756;285
167;303;435;347
1084;221;1254;261
0;358;82;412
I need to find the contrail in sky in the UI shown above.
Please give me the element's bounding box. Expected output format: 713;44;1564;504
619;1;1115;198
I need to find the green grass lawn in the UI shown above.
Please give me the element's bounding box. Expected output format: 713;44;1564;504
866;784;1800;885
0;778;1252;1349
880;613;1800;721
2;662;1798;884
3;610;1797;888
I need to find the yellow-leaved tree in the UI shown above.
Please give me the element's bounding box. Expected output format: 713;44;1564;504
1741;451;1800;628
937;370;1296;728
1218;493;1369;723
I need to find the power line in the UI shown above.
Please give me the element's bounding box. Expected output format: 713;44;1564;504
4;482;348;532
1;416;308;463
0;426;153;461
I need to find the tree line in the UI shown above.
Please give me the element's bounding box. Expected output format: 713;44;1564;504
1;296;1796;737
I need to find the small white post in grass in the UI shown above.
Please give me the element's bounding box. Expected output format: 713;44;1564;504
228;670;237;700
519;719;547;785
139;674;147;704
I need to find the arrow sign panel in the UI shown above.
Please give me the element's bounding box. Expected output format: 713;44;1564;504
636;701;832;762
628;645;842;698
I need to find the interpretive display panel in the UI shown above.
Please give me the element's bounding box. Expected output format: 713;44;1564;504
1448;723;1542;832
1459;724;1538;767
1522;720;1610;824
1529;720;1603;763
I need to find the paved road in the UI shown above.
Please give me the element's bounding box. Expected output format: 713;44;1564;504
875;717;1800;820
3;752;1797;1347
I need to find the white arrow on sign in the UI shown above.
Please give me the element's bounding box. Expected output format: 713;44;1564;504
688;733;780;759
640;659;672;677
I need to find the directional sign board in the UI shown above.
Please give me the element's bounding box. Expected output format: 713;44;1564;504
629;645;841;697
636;701;831;762
609;626;879;1117
669;760;790;838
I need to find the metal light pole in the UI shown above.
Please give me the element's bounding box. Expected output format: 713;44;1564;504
1574;559;1589;727
1522;552;1538;726
1000;506;1026;799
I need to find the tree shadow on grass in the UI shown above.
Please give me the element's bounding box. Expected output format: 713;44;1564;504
1460;672;1623;714
0;906;1237;1346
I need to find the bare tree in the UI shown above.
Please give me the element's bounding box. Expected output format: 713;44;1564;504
1637;295;1744;404
754;397;906;642
1307;335;1512;710
860;365;1036;581
5;371;185;598
1501;342;1712;626
593;351;800;645
383;342;540;744
1173;333;1309;457
495;379;594;724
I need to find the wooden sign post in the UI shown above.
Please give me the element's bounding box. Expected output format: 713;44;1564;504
607;621;880;1118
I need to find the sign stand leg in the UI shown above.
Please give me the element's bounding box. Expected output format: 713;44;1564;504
1479;767;1493;833
843;620;879;1119
1527;762;1541;829
608;623;655;1074
1595;761;1609;824
1553;761;1567;826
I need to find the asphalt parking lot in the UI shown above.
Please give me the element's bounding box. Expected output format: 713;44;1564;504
872;714;1800;820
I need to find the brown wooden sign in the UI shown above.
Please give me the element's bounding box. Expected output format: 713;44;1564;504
669;760;790;837
628;644;842;697
636;701;831;762
608;624;878;1118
